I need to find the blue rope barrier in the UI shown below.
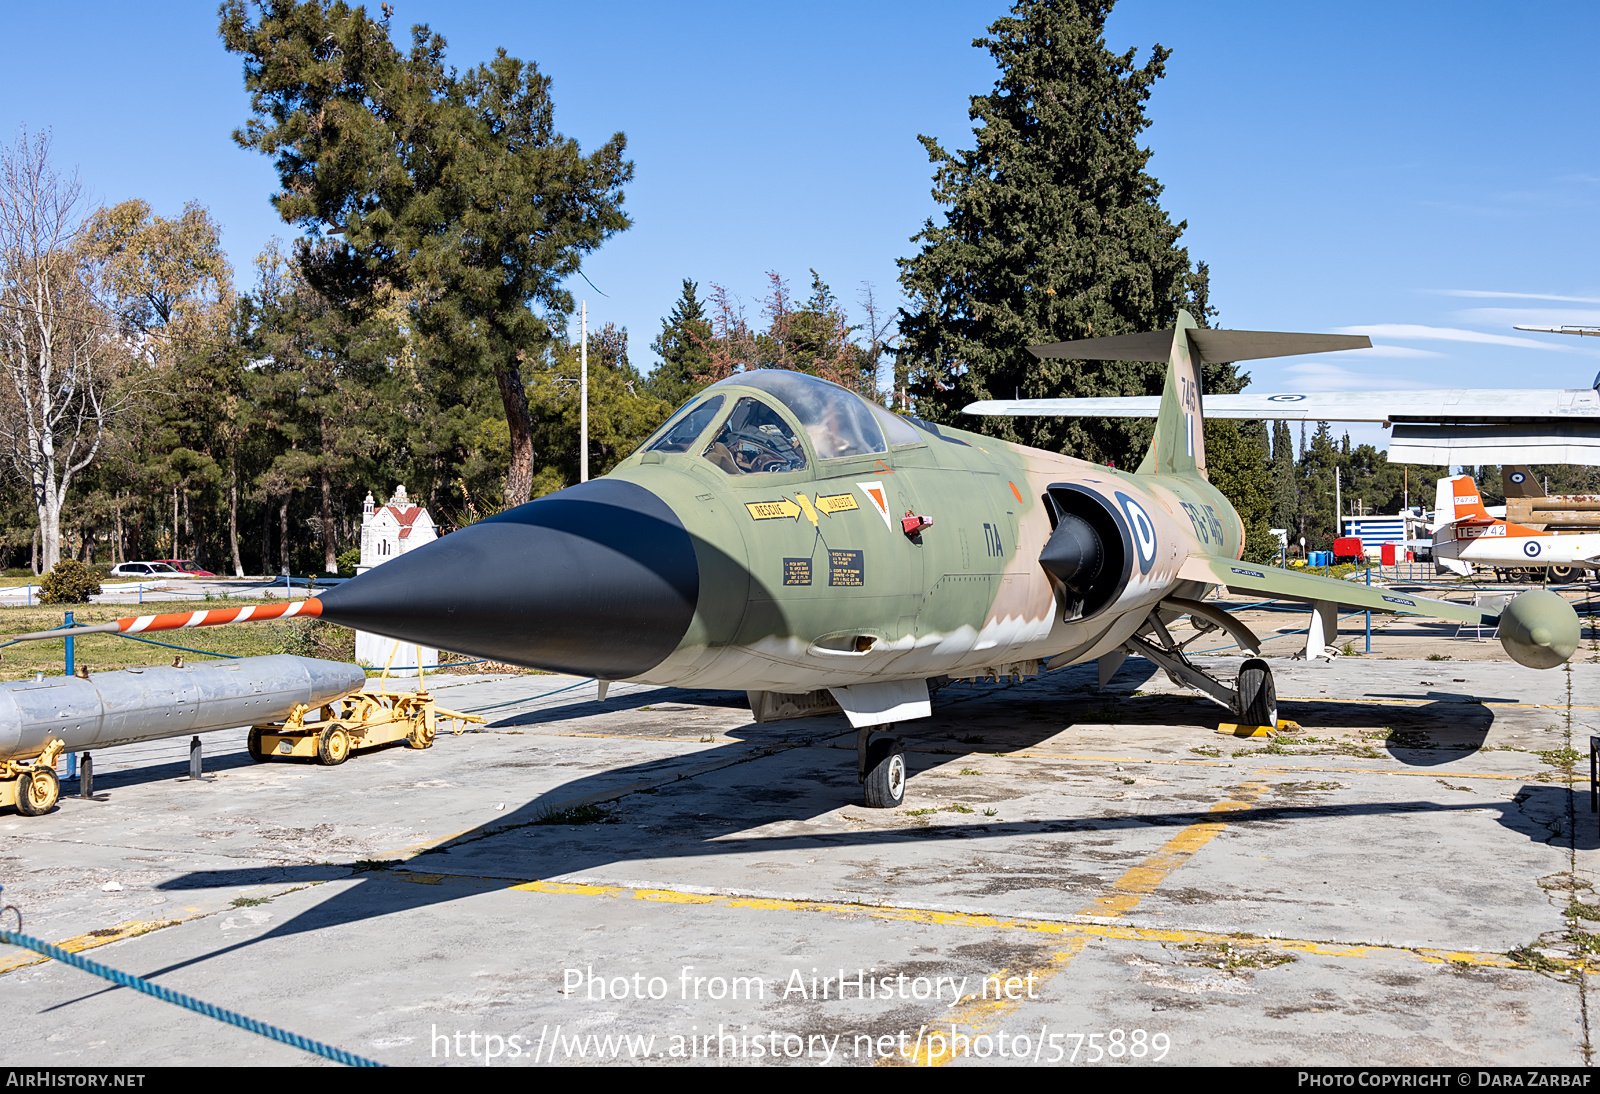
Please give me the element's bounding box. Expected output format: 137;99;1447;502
114;633;242;658
462;676;598;715
0;928;382;1066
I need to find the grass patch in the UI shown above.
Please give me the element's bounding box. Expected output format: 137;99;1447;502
533;803;614;826
1507;945;1565;972
1568;900;1600;922
350;859;401;872
958;768;983;776
1537;748;1581;769
1567;931;1600;956
982;807;997;817
1426;653;1452;661
944;803;974;814
229;895;271;908
902;808;936;817
1178;941;1297;970
1189;746;1221;758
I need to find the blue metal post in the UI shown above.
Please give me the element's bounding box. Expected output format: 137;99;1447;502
64;610;74;676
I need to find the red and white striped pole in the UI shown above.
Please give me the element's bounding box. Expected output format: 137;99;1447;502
6;598;324;645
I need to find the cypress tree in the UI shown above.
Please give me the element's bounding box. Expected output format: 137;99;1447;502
645;279;714;406
897;0;1220;466
1270;420;1297;530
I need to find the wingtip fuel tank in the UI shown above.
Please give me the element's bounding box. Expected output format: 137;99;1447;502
0;655;366;763
1496;589;1581;670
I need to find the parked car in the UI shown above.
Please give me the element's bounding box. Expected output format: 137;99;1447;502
108;561;182;578
153;559;217;577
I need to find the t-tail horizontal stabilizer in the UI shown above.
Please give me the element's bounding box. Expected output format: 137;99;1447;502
1027;327;1370;363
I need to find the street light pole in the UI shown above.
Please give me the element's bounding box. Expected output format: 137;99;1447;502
580;300;589;483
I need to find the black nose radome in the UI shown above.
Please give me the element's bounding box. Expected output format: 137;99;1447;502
318;479;700;678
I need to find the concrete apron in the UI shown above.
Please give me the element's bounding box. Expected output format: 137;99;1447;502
0;658;1593;1066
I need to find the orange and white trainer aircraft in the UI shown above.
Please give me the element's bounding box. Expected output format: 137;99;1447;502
1431;474;1600;576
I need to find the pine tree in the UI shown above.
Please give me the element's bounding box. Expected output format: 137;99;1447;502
897;0;1219;466
220;1;632;508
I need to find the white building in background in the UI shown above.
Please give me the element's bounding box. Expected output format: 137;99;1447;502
354;485;437;674
357;484;437;573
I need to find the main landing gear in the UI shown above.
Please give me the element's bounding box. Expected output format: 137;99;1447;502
1119;605;1278;729
857;725;906;808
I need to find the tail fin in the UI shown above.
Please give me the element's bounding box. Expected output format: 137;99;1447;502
1021;311;1369;479
1434;474;1493;529
1504;466;1542;498
1137;309;1205;478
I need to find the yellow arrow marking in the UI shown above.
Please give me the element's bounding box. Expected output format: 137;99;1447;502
745;499;801;521
815;492;859;515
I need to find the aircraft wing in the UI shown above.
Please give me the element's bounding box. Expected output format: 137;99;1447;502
965;388;1600;466
1177;555;1492;625
964;388;1600;422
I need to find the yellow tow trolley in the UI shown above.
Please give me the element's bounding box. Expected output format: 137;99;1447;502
248;672;485;766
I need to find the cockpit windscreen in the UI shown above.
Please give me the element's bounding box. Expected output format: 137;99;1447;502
709;371;887;460
642;395;726;454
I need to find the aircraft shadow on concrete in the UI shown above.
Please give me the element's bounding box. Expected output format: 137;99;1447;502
127;667;1591;985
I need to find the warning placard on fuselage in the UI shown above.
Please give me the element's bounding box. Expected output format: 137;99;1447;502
829;549;864;587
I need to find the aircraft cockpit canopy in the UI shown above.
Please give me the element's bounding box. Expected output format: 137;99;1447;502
708;370;923;458
637;371;924;475
702;397;808;475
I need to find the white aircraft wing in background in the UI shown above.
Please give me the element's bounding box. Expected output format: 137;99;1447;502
963;327;1600;465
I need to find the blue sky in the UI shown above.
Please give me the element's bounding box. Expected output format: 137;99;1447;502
4;1;1598;446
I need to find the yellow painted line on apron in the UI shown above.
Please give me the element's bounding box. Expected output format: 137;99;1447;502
0;877;337;977
494;874;1579;972
0;917;192;975
1275;695;1591;711
896;938;1089;1067
984;752;1552;783
1081;775;1271;918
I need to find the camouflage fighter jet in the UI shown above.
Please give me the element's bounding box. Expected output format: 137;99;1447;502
24;311;1580;807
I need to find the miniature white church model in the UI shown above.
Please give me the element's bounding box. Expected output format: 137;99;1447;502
357;484;437;573
354;485;438;674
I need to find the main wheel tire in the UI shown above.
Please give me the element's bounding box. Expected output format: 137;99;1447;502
317;725;351;766
17;767;59;816
406;721;435;749
862;738;907;808
247;726;268;763
1236;658;1278;729
1549;565;1577;583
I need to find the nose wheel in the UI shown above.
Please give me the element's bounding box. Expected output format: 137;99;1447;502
857;726;906;808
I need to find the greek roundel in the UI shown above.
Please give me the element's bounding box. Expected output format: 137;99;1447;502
1509;471;1527;485
1524;540;1541;558
1114;491;1158;575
